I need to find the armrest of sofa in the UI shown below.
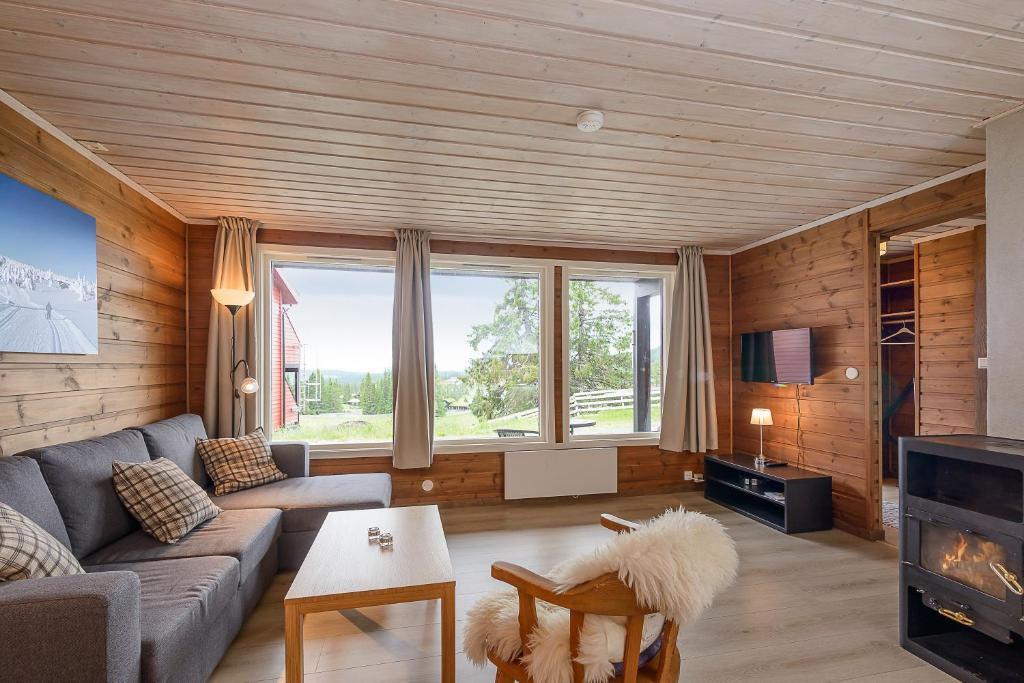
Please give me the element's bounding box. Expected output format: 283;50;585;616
271;441;310;478
0;571;141;682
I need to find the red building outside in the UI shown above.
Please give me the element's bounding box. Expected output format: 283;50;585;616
271;269;302;432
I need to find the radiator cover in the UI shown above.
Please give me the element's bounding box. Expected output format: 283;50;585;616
504;447;617;500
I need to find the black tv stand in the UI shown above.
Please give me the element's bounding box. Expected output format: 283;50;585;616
703;454;832;533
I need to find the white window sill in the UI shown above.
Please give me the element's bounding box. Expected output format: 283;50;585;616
307;435;663;459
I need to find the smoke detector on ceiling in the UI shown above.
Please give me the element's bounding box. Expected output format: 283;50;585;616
576;110;604;133
78;140;109;153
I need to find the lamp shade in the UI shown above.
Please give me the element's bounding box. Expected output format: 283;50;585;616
238;376;260;395
750;408;773;426
211;288;255;307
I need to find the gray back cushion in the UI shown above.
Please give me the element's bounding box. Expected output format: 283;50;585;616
129;414;210;487
23;430;151;558
0;456;72;549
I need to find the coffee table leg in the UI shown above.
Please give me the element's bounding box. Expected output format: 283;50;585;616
441;583;456;683
285;603;305;683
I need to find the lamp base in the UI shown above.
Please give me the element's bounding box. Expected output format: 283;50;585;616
755;458;787;468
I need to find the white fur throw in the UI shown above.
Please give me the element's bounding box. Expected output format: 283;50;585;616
464;508;738;683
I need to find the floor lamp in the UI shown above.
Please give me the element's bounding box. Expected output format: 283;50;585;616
211;288;260;437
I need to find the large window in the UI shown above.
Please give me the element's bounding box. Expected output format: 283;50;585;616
260;249;671;450
431;265;543;441
268;261;395;445
567;273;665;437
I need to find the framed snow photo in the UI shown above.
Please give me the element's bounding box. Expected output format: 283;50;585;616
0;172;99;355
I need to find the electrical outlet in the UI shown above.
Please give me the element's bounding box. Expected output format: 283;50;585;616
684;470;694;481
978;357;988;369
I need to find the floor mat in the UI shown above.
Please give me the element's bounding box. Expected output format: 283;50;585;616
882;500;900;529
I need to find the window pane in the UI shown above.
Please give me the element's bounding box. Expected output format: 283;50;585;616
431;268;541;440
269;263;394;444
568;276;663;436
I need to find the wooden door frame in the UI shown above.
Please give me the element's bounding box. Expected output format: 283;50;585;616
863;169;985;539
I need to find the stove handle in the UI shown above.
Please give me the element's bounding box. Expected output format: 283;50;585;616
937;607;975;626
989;562;1024;596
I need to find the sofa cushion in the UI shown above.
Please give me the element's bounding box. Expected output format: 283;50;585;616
0;456;71;549
23;430;151;558
87;556;239;683
130;414;210;488
0;502;84;581
197;428;287;496
212;473;392;533
113;458;221;544
83;508;281;585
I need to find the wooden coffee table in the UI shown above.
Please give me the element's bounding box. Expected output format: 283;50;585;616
284;505;456;682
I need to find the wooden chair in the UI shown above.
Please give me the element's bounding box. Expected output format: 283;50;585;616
486;514;681;683
494;429;541;438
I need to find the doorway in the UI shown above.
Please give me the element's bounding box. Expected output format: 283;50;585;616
874;215;986;544
878;249;916;541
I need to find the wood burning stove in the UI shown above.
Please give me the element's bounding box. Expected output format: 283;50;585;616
900;435;1024;681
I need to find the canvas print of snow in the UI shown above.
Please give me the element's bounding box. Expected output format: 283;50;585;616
0;172;98;354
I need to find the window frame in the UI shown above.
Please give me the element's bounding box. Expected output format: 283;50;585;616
257;245;400;455
560;263;675;447
256;245;556;458
428;255;554;451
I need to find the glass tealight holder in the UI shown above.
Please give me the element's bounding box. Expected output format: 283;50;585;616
368;526;381;543
379;532;394;551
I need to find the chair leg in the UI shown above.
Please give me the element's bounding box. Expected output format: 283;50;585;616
495;670;515;683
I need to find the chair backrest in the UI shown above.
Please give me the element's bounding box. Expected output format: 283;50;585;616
492;515;678;683
488;511;735;683
494;428;540;437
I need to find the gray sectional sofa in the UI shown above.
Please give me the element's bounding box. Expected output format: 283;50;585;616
0;414;392;683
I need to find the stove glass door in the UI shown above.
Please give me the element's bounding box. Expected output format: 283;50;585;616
920;522;1017;600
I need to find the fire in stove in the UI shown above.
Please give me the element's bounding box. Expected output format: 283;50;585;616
922;524;1010;599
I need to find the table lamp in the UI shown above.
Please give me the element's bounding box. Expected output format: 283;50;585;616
750;408;774;468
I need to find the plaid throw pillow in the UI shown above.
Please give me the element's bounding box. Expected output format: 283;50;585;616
112;458;221;544
196;427;287;496
0;502;84;581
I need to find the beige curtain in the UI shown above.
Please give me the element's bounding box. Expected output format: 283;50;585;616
660;246;718;453
392;229;435;468
204;217;261;438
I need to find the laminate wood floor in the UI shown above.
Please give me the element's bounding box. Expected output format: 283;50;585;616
209;492;953;683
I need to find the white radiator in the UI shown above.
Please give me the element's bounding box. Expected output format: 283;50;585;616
504;447;617;500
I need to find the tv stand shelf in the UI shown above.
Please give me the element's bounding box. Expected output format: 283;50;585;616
704;454;832;533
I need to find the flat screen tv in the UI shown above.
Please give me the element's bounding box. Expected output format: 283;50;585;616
740;328;814;384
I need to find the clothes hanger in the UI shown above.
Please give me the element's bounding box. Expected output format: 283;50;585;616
881;323;916;344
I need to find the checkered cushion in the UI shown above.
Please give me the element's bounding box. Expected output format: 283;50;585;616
196;428;287;496
0;502;84;581
112;458;221;544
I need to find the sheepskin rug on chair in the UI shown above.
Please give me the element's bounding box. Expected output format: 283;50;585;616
464;507;739;683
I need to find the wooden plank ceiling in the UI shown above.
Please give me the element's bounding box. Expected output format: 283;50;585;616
885;215;986;255
0;0;1019;249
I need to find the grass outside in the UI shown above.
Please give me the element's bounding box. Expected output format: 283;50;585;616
273;405;660;443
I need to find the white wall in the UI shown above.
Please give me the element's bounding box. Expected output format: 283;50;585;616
985;110;1024;439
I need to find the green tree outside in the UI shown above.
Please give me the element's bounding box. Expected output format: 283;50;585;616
567;279;633;394
459;278;633;421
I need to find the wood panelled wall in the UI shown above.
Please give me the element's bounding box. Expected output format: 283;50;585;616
731;213;873;536
187;226;216;416
0;102;186;454
187;227;731;505
917;228;982;435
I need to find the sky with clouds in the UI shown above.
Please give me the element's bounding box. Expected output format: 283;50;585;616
276;265;538;374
